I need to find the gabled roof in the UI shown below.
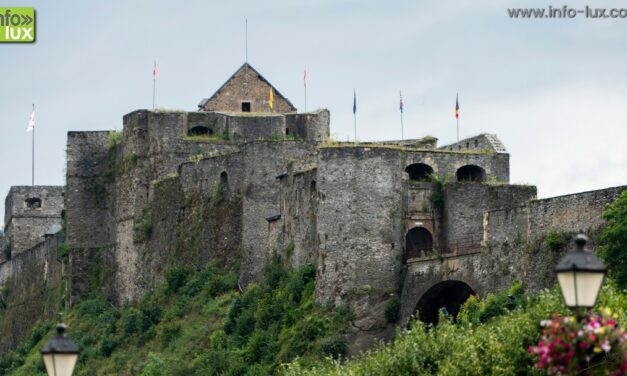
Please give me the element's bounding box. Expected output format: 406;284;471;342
198;62;297;111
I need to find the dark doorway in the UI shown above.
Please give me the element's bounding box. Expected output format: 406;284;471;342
405;227;433;260
456;165;486;182
241;102;251;112
405;163;434;181
188;126;213;137
415;280;475;326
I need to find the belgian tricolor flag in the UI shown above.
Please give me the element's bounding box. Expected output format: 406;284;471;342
455;94;460;119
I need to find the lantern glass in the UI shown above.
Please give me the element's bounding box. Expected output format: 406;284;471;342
557;270;605;308
42;352;78;376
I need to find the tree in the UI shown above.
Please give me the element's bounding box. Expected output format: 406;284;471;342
599;190;627;289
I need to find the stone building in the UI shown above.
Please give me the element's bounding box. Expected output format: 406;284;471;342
198;63;296;113
0;62;625;354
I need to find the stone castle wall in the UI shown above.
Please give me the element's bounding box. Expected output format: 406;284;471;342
0;231;64;354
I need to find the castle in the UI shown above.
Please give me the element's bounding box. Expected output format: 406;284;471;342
1;62;625;353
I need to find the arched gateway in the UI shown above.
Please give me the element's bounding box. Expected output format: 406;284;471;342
414;280;475;325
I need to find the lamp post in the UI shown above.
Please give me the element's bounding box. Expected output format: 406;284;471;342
41;323;80;376
554;233;607;316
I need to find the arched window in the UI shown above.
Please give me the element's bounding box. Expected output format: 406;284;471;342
405;227;433;260
220;171;228;184
25;198;42;209
310;180;316;191
456;165;486;182
188;126;213;137
404;163;434;181
414;280;475;325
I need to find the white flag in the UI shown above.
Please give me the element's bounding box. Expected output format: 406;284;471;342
27;111;35;132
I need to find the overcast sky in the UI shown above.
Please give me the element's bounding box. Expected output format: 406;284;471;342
1;0;626;225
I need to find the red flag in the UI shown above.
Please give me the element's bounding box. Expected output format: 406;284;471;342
303;66;307;87
152;61;156;78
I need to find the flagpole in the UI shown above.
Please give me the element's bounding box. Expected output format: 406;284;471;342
31;103;35;186
353;89;357;142
304;67;307;113
354;113;357;142
152;60;156;110
400;91;404;141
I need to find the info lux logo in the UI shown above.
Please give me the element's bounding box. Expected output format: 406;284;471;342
0;7;35;42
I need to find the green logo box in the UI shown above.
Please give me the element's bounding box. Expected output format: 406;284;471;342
0;7;35;43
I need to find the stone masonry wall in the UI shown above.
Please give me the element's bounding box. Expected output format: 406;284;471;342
66;131;115;303
239;141;319;286
4;186;63;255
0;231;64;354
398;185;626;326
276;168;319;269
404;150;510;183
285;109;330;141
316;147;404;331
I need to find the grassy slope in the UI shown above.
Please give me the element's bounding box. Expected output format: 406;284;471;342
0;257;350;376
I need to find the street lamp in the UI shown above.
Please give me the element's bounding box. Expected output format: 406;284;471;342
554;233;607;311
41;323;80;376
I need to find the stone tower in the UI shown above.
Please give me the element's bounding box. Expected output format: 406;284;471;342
3;186;64;256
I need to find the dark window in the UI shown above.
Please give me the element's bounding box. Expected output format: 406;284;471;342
474;139;478;147
405;227;433;260
220;171;228;184
25;198;42;209
188;126;212;137
286;128;290;136
310;180;316;191
241;102;251;112
456;165;486;182
466;142;469;148
405;163;434;181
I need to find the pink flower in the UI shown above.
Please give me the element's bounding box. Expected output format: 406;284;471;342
602;339;611;353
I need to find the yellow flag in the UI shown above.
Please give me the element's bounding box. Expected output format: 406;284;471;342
269;87;274;110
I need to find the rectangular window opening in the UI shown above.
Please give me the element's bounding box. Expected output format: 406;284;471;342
241;102;251;112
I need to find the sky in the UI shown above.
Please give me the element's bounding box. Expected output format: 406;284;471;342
1;0;626;226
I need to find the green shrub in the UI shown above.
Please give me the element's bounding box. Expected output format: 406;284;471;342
318;335;347;359
99;334;119;356
108;130;123;149
163;266;190;296
141;352;167;376
599;190;627;289
544;230;570;251
134;207;153;242
385;296;401;323
57;241;69;260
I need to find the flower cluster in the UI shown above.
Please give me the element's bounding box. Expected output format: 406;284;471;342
529;308;627;375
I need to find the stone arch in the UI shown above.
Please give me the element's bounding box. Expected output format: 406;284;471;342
456;165;486;182
188;126;213;137
405;163;434;181
414;280;475;325
405;227;433;260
